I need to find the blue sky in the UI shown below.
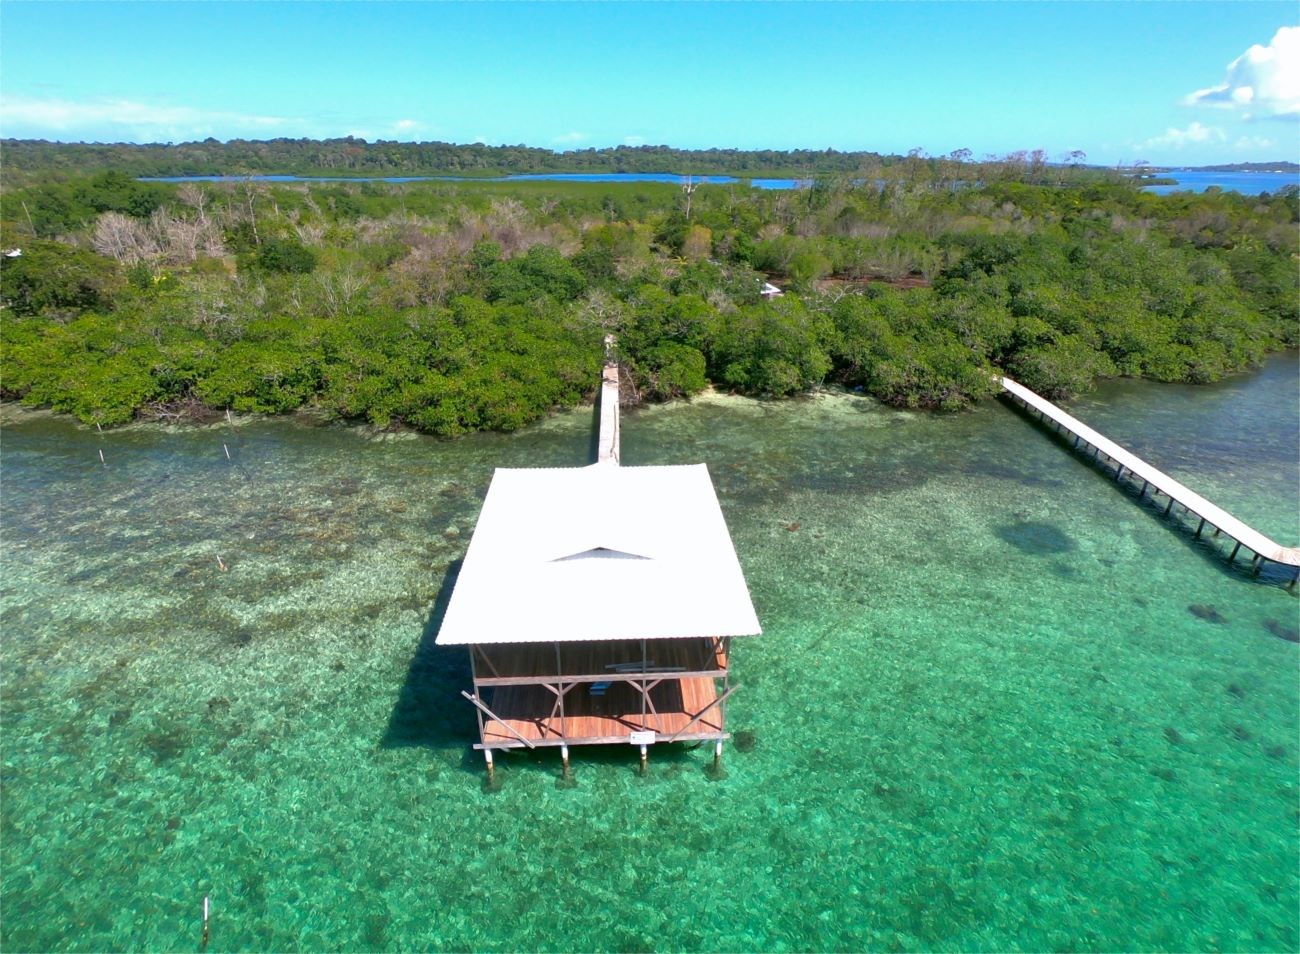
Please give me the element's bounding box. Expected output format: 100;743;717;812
1;2;1296;166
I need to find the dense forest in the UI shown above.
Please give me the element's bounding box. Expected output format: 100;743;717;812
1;144;1296;434
0;138;1109;184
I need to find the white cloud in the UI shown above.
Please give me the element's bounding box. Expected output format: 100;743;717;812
0;95;294;141
551;131;587;145
393;119;420;132
1184;26;1300;117
1138;121;1226;151
1234;134;1276;150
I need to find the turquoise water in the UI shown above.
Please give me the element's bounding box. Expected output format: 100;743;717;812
2;356;1297;952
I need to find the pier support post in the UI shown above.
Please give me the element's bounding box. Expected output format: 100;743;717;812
560;744;571;777
639;744;648;774
1195;518;1206;539
484;749;495;780
1229;541;1242;562
1139;481;1148;499
1115;465;1125;481
1164;498;1174;516
714;740;723;769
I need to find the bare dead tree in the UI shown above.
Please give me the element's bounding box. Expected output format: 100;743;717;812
93;212;157;264
240;179;261;246
178;184;210;226
681;174;699;221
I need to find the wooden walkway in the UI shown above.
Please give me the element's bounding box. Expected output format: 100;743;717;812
1000;376;1300;579
598;334;620;464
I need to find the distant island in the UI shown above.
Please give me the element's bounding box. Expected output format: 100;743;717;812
1166;162;1300;174
2;138;896;183
0;137;1108;184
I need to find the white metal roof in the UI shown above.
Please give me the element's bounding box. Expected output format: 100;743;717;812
435;463;762;644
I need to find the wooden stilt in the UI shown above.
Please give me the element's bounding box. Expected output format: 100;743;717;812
1073;435;1081;448
201;895;210;952
1164;498;1175;516
714;740;723;769
1229;541;1242;562
484;749;495;779
1195;518;1206;538
1115;465;1124;481
639;744;648;774
560;744;570;777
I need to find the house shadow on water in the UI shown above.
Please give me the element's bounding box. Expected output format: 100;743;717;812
381;559;481;771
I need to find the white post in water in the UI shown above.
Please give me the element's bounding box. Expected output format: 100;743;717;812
598;334;620;465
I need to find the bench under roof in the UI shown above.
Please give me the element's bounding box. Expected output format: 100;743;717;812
435;463;761;645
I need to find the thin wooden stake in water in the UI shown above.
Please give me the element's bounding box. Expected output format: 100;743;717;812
216;556;226;572
98;449;105;466
223;444;231;460
226;409;232;424
201;895;210;951
96;422;102;433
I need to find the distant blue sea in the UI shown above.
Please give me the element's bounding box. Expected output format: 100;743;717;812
1142;169;1298;196
142;169;1297;195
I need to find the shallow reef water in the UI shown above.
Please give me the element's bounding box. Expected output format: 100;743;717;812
2;355;1297;952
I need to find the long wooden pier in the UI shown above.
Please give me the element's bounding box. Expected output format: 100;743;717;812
999;376;1300;582
598;334;620;465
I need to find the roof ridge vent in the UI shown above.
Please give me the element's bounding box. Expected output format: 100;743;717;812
551;546;651;562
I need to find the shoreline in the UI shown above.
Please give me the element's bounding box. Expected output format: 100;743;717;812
5;349;1296;436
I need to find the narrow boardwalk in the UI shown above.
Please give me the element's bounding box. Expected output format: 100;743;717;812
597;334;620;465
1000;376;1300;580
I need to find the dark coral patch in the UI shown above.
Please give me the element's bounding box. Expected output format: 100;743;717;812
996;521;1077;556
1188;604;1227;624
1264;619;1299;643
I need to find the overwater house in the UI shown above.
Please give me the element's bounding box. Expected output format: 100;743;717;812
436;461;761;776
